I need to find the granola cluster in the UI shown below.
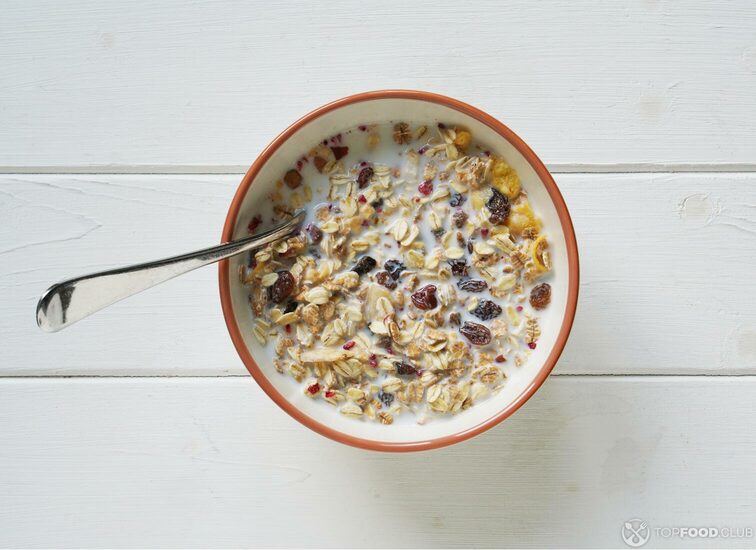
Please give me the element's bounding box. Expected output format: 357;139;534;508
239;123;553;424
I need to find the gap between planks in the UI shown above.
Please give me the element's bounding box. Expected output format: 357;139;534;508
3;164;756;175
1;374;755;380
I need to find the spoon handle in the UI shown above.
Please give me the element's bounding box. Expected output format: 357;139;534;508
36;211;305;333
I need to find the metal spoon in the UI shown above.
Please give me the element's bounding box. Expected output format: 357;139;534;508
36;210;306;332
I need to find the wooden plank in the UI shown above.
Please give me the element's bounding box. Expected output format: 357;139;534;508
0;376;753;548
2;173;755;376
1;1;756;168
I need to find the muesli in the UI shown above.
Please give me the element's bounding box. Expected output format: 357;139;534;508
239;123;553;424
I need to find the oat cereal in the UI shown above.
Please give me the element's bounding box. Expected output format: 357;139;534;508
239;123;553;424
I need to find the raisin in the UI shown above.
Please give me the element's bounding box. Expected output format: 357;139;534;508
411;284;438;310
375;270;397;290
269;271;295;303
431;228;445;239
394;361;419;376
305;222;323;243
487;188;511;225
456;232;466;248
529;282;552;310
452;209;468;228
447;259;469;277
460;321;492;346
467;240;474;253
457;278;488;292
357;166;374;188
371;197;384;208
377;390;395;407
352;256;377;276
449;192;467;207
472;300;502;321
330;145;349;160
449;312;461;326
283;300;298;314
384;259;406;280
283;169;302;189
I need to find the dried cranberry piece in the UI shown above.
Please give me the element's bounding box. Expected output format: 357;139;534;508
330;146;349;160
375;270;397;290
306;383;320;395
418;180;433;195
457;278;488;292
452;209;468;228
529;282;552;310
487;188;511;225
247;215;262;233
384;259;406;280
305;222;323;243
449;193;467;207
377;390;395;407
269;271;295;303
352;256;377;276
411;284;438;310
447;259;469;277
394;361;419;376
472;299;502;321
357;166;374;188
342;341;356;350
459;321;492;346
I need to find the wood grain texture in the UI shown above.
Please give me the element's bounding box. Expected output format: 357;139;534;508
2;1;756;168
3;173;755;376
0;376;753;548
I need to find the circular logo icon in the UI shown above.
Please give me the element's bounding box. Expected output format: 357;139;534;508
622;519;651;547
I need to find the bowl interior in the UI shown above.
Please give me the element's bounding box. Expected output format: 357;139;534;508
222;95;576;448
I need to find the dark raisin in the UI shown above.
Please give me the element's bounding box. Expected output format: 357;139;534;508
375;270;397;290
449;192;467;207
472;300;502;321
452;209;468;228
487;188;511;225
377;390;395;407
467;240;474;253
371;197;383;208
357;166;374;188
411;284;438;310
352;256;377;276
529;282;552;310
384;259;406;280
305;222;323;243
460;321;492;346
447;259;469;277
283;169;302;189
394;361;419;376
284;300;298;314
330;145;349;160
269;271;295;303
449;312;461;326
457;278;488;292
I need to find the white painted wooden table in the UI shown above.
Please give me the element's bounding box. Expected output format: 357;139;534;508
2;2;755;548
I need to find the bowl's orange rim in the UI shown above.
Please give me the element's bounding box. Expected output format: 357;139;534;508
219;90;579;452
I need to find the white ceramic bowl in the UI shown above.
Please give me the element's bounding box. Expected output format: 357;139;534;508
220;90;579;451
